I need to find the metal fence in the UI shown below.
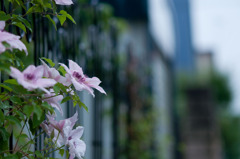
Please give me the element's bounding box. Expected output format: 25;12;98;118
0;1;121;159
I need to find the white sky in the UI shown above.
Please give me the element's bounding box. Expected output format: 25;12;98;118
148;0;175;57
149;0;240;113
190;0;240;113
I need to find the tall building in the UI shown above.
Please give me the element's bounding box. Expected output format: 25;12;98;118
170;0;195;73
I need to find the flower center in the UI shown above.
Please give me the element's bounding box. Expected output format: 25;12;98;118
24;73;35;81
73;71;85;83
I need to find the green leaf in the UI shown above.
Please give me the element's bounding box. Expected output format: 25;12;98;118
34;105;43;120
61;96;71;104
54;83;67;94
41;102;54;114
15;110;25;120
46;15;57;30
10;96;22;104
0;129;9;152
3;83;28;94
6;116;21;127
58;66;67;76
16;152;23;159
4;79;18;85
57;15;66;26
0;11;11;21
0;101;12;109
50;130;55;139
0;110;4;124
41;57;55;67
12;22;26;32
3;154;18;159
23;105;34;118
0;84;12;92
15;0;26;10
29;113;45;134
17;133;28;140
59;10;76;24
2;41;10;48
12;15;32;32
72;93;88;111
66;149;69;158
53;85;61;95
35;151;43;158
43;2;52;10
59;149;64;157
26;5;42;15
0;127;10;141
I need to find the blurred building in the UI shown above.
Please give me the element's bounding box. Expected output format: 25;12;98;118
101;0;175;159
171;0;195;73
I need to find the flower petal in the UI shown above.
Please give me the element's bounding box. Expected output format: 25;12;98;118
85;77;101;86
23;65;36;74
40;59;51;77
10;67;24;79
59;63;72;74
69;139;86;158
54;0;73;5
36;78;57;88
72;78;94;97
34;65;44;79
68;60;83;74
69;126;84;139
0;21;5;30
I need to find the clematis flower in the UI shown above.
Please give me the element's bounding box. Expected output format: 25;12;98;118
48;113;86;159
41;59;71;86
40;120;54;136
10;65;56;94
43;112;86;159
54;0;73;5
60;60;106;97
47;112;78;134
67;127;86;159
43;90;63;115
0;21;28;54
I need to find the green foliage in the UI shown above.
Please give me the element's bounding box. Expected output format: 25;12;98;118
72;92;88;111
210;74;232;107
59;10;76;24
0;0;114;158
0;11;11;21
58;66;67;76
59;148;65;157
45;15;57;30
220;111;240;159
61;96;72;104
12;14;32;32
54;83;67;94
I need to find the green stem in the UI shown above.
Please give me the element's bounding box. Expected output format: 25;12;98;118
19;130;45;151
44;145;64;157
13;118;28;152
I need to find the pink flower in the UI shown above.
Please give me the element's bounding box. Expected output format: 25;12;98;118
60;60;106;97
40;120;54;136
43;91;63;115
10;65;56;94
54;0;73;5
41;59;71;86
43;113;86;158
0;21;28;55
68;127;86;159
48;112;78;134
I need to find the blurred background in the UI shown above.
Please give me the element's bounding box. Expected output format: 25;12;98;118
2;0;240;158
